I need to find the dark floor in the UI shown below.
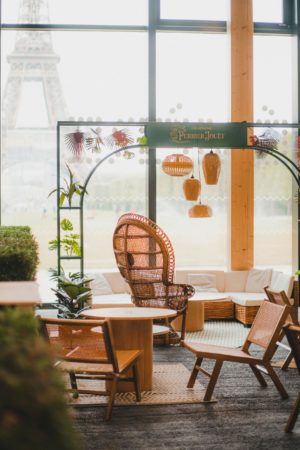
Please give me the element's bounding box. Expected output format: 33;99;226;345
73;344;300;450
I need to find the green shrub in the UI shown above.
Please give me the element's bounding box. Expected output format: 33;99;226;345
0;308;80;450
0;226;39;281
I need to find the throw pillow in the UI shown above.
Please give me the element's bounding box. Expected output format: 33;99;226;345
87;272;113;296
270;271;294;297
188;273;218;292
245;269;273;293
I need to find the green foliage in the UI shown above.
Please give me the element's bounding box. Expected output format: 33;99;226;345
51;271;93;319
0;226;39;281
48;164;87;207
137;135;148;146
0;308;80;450
48;219;80;257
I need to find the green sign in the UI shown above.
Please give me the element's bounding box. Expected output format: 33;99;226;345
146;122;248;148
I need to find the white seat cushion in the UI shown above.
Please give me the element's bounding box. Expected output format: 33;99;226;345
188;273;218;292
230;292;266;307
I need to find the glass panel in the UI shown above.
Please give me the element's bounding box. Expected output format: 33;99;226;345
160;0;228;21
1;29;148;269
254;35;294;272
58;125;147;271
1;0;147;26
253;0;283;23
156;33;229;267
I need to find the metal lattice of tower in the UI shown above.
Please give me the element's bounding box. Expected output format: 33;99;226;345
1;0;68;128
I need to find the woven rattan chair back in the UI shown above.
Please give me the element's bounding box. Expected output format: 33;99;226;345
113;213;195;341
40;317;118;371
243;302;289;359
264;286;298;325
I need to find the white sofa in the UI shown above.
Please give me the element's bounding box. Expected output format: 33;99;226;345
89;268;297;325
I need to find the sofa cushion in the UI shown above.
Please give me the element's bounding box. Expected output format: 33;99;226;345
188;274;218;292
224;271;249;292
87;272;113;295
176;270;225;291
230;292;266;307
92;293;133;308
270;271;294;298
245;269;273;293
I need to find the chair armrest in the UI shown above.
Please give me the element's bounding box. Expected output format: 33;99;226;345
165;283;195;311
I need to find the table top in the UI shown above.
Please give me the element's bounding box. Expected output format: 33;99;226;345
82;307;177;321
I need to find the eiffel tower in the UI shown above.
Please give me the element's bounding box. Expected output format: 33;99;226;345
1;0;68;129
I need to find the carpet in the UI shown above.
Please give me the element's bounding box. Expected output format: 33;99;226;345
68;363;216;407
272;359;297;369
185;320;248;347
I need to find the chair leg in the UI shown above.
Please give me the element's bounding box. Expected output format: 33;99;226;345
106;376;117;421
249;365;267;388
281;351;294;371
285;392;300;432
180;310;187;342
265;363;289;399
187;357;203;388
132;363;141;402
69;371;79;398
203;360;223;402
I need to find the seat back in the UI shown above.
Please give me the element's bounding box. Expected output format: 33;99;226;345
243;302;289;359
264;286;298;325
284;325;300;374
113;213;175;307
39;317;119;371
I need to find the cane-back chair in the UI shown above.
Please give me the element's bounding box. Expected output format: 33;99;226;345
184;302;289;402
284;324;300;432
39;317;142;420
112;213;195;342
264;286;299;370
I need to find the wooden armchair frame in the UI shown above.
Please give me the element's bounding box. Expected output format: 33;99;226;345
264;286;299;370
39;317;142;420
284;324;300;432
184;302;289;402
113;213;195;342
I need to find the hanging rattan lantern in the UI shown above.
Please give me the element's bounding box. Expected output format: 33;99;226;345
188;202;212;218
162;154;193;177
202;150;221;185
183;175;201;201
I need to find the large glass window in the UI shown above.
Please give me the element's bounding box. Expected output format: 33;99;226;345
2;0;148;25
253;35;294;272
253;0;283;23
160;0;228;21
156;32;229;267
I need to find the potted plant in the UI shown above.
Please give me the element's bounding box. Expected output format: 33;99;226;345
50;270;93;319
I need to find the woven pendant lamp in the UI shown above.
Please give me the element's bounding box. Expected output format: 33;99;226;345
162;154;193;177
183;175;201;201
202;150;221;185
189;202;212;218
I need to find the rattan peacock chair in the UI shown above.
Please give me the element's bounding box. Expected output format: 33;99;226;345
112;213;195;344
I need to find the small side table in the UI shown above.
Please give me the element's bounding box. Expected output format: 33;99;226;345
172;292;228;332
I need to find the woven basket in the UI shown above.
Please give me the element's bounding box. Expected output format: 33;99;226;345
204;300;234;320
234;304;259;325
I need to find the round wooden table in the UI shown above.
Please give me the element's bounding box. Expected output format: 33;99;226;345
82;307;176;392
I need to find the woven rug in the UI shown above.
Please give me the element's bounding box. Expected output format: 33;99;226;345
272;359;297;369
67;363;216;407
185;320;248;347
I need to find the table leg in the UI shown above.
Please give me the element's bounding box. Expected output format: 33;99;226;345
109;318;153;392
172;301;204;332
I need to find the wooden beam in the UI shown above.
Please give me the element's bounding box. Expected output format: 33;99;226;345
230;0;254;270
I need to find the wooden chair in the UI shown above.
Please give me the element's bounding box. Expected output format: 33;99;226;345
284;324;300;432
264;286;299;370
184;302;289;402
39;317;142;420
112;213;195;343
